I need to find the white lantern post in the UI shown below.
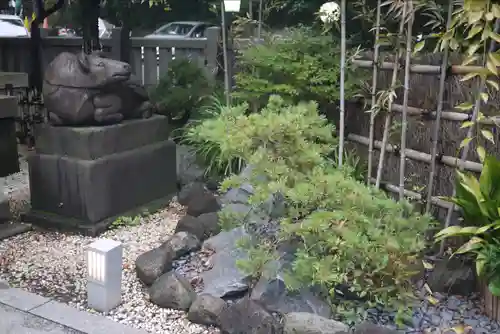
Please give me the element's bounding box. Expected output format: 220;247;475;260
221;0;241;106
86;239;123;314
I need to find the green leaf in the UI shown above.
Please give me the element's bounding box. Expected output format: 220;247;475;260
487;79;500;90
481;129;495;144
477;146;486;163
456;102;474;111
413;41;425;55
489;277;500;296
461;72;479;82
461;121;475;129
454;236;484;255
459;137;472;149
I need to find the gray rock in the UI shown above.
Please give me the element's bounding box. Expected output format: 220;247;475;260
186;191;221;217
176;213;221;241
188;294;227;326
177;145;205;186
426;257;476;295
218;297;283;334
178;182;207;206
250;263;331;318
162;231;200;258
175;215;205;240
352;322;398;334
135;246;175;285
0;190;10;222
283;312;347;334
149;271;197;310
200;227;252;298
222;187;253;204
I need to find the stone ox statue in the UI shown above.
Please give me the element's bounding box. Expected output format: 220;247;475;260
43;51;153;126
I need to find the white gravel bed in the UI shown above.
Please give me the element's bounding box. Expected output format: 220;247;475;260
0;201;219;334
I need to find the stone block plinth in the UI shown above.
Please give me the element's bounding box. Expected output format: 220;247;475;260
0;95;19;177
24;115;177;235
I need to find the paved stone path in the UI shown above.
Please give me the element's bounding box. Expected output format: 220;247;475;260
0;281;147;334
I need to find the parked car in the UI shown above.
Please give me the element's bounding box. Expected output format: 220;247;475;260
144;21;216;39
0;14;28;37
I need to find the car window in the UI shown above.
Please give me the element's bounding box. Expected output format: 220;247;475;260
156;23;195;36
192;25;206;38
0;18;24;27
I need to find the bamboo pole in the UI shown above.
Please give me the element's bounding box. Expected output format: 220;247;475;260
441;19;500;254
369;178;458;211
366;0;382;184
399;1;414;200
338;0;346;168
425;0;453;214
375;2;408;189
352;59;493;76
221;0;231;106
347;133;483;172
363;100;500;124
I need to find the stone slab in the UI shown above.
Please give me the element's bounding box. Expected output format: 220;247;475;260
0;118;20;177
0;190;11;222
0;95;18;119
27;140;176;228
0;303;82;334
34;115;171;160
0;286;51;312
0;223;31;240
30;300;148;334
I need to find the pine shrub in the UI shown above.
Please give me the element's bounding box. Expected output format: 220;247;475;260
196;95;435;322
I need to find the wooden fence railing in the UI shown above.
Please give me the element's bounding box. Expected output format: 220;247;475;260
0;27;221;88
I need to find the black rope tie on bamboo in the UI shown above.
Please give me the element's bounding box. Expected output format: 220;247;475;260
444;65;453;81
393;145;401;157
422;108;436;121
436;152;445;165
466;113;474;121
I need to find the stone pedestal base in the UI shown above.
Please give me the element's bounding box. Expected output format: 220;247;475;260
24;115;177;236
0;95;19;177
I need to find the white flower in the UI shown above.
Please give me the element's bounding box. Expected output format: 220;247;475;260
319;1;340;24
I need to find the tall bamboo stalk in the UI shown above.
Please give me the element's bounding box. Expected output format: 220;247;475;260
375;2;408;188
367;0;382;184
425;0;453;214
441;18;500;254
399;1;414;200
257;0;263;39
338;0;346;168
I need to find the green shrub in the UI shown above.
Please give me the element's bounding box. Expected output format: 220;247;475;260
199;95;434;322
150;58;214;125
233;26;363;110
436;156;500;297
181;95;246;178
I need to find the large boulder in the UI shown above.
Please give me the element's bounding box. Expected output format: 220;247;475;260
353;323;398;334
175;212;221;241
135;246;175;286
186;191;221;217
135;232;200;285
199;227;252;298
188;294;227;326
426;257;476;295
178;182;207;206
177;145;205;186
283;312;348;334
162;231;201;258
149;271;197;310
217;298;283;334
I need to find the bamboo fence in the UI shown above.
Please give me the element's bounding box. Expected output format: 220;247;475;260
343;2;500;229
